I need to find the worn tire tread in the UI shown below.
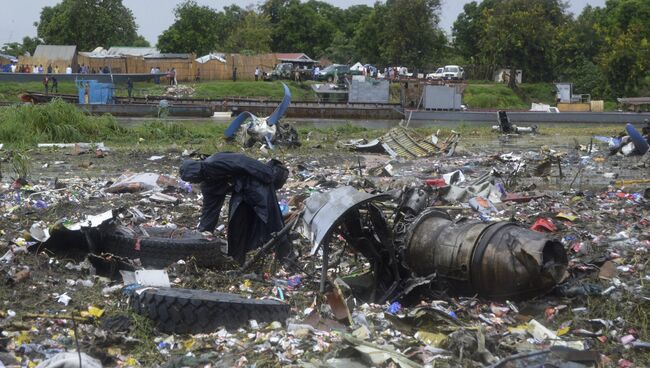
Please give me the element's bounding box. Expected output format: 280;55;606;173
99;231;227;268
131;287;289;333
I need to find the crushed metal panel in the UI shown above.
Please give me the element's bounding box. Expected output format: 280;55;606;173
301;186;391;254
381;127;441;159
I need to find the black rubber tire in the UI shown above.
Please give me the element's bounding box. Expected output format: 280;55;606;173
131;287;290;333
98;230;227;268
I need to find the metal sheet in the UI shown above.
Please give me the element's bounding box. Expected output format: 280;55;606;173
301;186;391;254
423;85;462;110
348;80;389;103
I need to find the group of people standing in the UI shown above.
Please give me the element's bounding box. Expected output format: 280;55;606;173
11;63;112;74
149;66;177;86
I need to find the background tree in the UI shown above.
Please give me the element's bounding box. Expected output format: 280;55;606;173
36;0;145;51
158;1;222;55
1;37;43;57
554;6;606;96
382;0;445;69
452;1;495;62
477;0;568;85
596;0;650;97
353;4;388;66
324;31;357;64
225;10;272;53
270;0;336;58
215;5;245;49
260;0;289;25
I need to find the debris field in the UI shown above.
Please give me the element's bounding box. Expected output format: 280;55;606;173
0;126;649;368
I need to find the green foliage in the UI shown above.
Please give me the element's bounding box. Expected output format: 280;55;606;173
453;0;649;97
324;31;357;64
352;5;387;65
157;1;226;55
9;151;31;180
596;0;650;98
480;0;568;83
353;0;445;69
463;84;527;109
225;11;272;53
1;37;43;57
382;0;445;69
0;82;78;102
36;0;145;51
193;81;313;100
0;100;124;145
270;0;336;58
452;1;491;61
517;83;557;104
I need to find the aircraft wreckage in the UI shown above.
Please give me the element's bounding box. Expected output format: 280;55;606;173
301;186;568;304
224;82;299;149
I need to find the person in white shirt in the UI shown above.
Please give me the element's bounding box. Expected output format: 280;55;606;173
313;66;320;80
255;66;260;81
10;63;16;73
66;65;73;74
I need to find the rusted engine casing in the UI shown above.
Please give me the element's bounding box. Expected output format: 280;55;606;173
404;210;568;300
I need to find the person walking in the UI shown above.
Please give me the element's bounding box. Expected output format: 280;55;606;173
43;76;49;94
255;66;260;81
126;78;133;99
51;76;58;93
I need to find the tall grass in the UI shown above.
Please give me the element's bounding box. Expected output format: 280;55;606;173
0;99;124;146
193;81;314;100
0;81;80;102
464;84;526;109
0;101;234;148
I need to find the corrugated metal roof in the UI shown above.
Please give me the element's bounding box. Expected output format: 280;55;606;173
144;53;192;59
107;47;159;57
275;53;313;61
33;45;77;60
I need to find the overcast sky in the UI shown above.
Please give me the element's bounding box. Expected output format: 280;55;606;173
1;0;606;48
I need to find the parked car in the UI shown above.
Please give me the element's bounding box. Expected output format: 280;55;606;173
264;63;313;81
443;65;464;80
426;67;444;80
316;64;361;82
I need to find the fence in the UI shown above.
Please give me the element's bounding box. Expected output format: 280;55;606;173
75;55;198;81
18;53;295;81
463;64;500;81
197;54;279;81
16;56;77;73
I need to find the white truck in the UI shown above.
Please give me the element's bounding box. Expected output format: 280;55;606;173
442;65;464;80
426;67;444;80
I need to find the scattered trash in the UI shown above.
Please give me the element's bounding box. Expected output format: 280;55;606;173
2;127;649;367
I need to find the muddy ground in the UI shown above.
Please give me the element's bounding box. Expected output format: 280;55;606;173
0;126;649;367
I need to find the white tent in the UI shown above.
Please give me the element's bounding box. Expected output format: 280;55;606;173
350;62;364;71
196;53;226;64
